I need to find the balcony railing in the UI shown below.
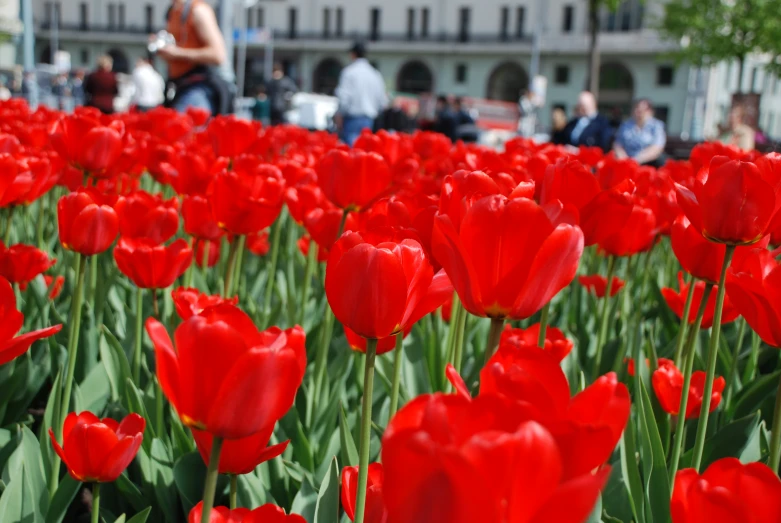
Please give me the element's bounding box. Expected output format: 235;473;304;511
269;30;534;44
37;21;165;34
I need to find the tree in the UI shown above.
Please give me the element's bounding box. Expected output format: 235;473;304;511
585;0;621;99
659;0;778;92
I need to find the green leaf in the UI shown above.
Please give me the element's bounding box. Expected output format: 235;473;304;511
637;380;671;523
290;475;317;523
149;439;178;523
620;424;645;523
0;467;35;522
45;475;81;523
124;378;157;453
39;370;62;488
314;457;339;523
126;506;152;523
115;473;148;513
338;405;359;467
237;472;267;509
99;328;132;401
173;451;229;515
585;494;602;523
680;413;763;469
78;362;111;414
733;370;781;420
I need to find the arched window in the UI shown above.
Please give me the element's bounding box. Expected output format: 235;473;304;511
312;58;343;95
396;61;434;94
486;61;528;102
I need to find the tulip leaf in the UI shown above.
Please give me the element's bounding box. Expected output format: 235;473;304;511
0;467;36;523
237;471;267;509
173;451;229;515
290;474;317;523
124;378;157;453
314;457;339;523
338;404;359;467
679;413;763;469
115;473;149;513
584;494;602;523
619;423;645;523
125;506;152;523
78;360;111;414
39;370;62;488
637;379;671;523
100;327;132;401
732;370;781;420
44;475;80;523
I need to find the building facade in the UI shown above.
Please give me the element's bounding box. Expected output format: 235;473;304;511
29;0;781;139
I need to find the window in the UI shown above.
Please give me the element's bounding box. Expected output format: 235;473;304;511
323;8;331;37
459;7;471;42
44;2;52;25
145;4;154;33
118;4;125;29
407;8;415;39
515;7;525;38
562;5;574;33
655;105;669;124
80;48;89;65
370;8;381;40
455;63;468;83
500;7;509;39
288;7;298;39
554;65;570;85
620;7;631;31
657;65;674;86
108;4;116;29
421;7;430;37
256;7;264;28
247;9;254;28
79;2;88;30
336;8;344;37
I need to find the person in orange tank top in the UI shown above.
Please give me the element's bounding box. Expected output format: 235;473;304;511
157;0;226;114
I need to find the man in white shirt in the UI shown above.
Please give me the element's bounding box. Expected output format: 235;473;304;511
132;56;166;112
334;42;388;145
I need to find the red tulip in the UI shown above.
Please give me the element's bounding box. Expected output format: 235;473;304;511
344;326;411;355
672;458;781;523
342;463;388;523
44;275;65;299
597;203;657;257
49;115;124;177
438;170;508;231
146;305;306;439
285;183;326;225
317;149;392;211
382;393;610;523
192;426;288;475
540;158;635;246
325;230;452;340
578;275;625;298
49;412;144;483
195;238;221;268
172;287;238;320
58;189;119;256
247;230;270;257
189;502;307;523
432;195;583;320
212;165;285;235
653;360;725;418
114;190;179;244
671;215;768;284
0;243;55;286
207;116;261;159
662;272;739;329
114;238;192;289
676;156;781;245
297;235;328;263
627;357;674;377
183;195;223;241
726;247;781;347
499;323;573;362
0;275;62;366
0;154;58;207
302;206;358;256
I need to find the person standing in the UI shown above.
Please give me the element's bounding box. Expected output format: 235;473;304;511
334;42;387;145
613;98;667;167
433;95;456;141
158;0;227;115
132;56;165;112
558;91;613;151
84;55;119;114
266;63;298;125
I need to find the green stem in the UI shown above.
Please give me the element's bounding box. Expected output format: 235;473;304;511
484;317;505;365
389;333;404;420
452;302;468;375
724;318;747;411
673;273;697;367
262;218;284;324
36;198;46;250
743;330;761;383
228;236;246;298
200;239;211;291
768;375;781;475
184;239;195;288
60;254;87;426
91;483;101;523
297;240;318;326
443;296;462;388
668;283;713;484
229;475;238;510
537;302;550;349
133;287;144;383
593;255;616;379
4;207;12;245
88;253;98;305
354;339;377;523
311;308;335;423
200;437;224;523
691;246;735;471
223;238;241;297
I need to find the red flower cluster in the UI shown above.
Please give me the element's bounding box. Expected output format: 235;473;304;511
652;359;725;419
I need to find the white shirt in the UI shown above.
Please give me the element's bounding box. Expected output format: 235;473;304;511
132;63;165;107
335;58;388;119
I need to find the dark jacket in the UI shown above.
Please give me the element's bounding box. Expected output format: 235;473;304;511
84;70;118;114
559;114;614;152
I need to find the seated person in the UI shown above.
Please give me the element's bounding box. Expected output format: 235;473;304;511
559;91;613;151
613;98;667;167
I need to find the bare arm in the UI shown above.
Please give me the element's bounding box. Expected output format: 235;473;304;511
633;145;665;165
158;3;226;66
